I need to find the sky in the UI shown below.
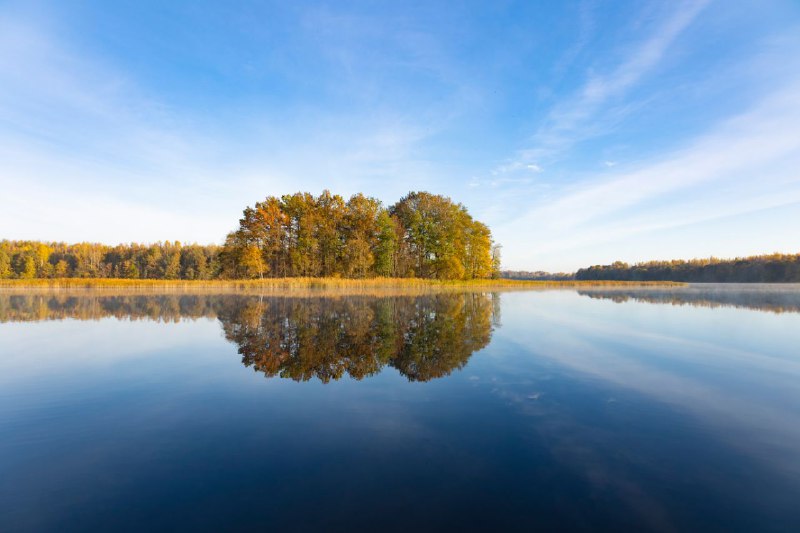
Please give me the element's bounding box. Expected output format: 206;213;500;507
1;0;799;271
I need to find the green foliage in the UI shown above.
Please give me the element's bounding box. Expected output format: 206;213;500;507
373;210;399;277
389;191;496;280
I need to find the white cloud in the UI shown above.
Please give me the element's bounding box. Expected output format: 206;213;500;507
0;11;461;243
496;80;800;269
491;0;709;176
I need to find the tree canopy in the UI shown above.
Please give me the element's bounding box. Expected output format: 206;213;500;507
220;190;499;280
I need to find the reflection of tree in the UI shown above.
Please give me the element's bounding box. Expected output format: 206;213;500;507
0;293;220;323
391;294;494;381
218;293;497;382
578;287;800;314
0;291;499;382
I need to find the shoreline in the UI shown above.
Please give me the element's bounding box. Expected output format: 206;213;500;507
0;277;686;293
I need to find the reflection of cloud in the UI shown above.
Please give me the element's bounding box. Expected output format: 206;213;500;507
470;289;800;527
480;368;678;530
497;293;800;480
0;319;221;386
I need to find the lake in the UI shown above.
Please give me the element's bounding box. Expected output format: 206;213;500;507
2;285;799;531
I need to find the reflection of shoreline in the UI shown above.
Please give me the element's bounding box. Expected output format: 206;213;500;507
0;279;682;291
0;292;500;383
578;284;800;314
0;293;221;323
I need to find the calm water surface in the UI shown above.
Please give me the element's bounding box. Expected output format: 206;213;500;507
1;285;799;531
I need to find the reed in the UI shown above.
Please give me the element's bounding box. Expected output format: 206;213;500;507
0;277;686;292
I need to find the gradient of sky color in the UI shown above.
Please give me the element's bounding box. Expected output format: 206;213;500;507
1;0;799;271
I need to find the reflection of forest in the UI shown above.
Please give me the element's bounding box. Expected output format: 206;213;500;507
578;285;800;314
218;293;498;382
0;293;220;323
0;292;499;382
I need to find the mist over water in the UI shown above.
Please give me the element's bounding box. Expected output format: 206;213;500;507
1;286;799;531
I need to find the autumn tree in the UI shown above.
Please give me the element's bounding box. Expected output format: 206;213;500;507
389;192;495;280
0;190;499;281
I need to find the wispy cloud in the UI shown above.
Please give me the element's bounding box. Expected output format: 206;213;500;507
0;9;463;242
492;0;709;175
491;161;542;176
496;79;800;268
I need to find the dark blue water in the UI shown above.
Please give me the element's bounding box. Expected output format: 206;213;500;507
1;286;799;531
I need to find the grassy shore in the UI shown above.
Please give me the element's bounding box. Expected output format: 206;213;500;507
0;277;686;292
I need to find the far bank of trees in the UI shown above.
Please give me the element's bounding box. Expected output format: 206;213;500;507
0;190;500;280
500;270;574;281
575;254;800;282
220;191;500;280
0;240;221;280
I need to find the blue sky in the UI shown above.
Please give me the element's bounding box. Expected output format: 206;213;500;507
1;0;799;271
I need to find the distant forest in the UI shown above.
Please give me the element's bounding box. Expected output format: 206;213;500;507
0;191;500;280
500;270;574;281
575;254;800;282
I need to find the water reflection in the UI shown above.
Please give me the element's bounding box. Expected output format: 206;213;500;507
578;283;800;313
3;288;800;530
0;293;220;323
0;291;499;382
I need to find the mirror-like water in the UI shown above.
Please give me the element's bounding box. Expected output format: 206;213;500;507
1;286;799;531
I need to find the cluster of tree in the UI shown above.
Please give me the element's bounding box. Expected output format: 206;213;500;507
500;270;575;281
221;190;500;279
575;254;800;283
1;191;499;280
0;291;500;382
0;240;221;280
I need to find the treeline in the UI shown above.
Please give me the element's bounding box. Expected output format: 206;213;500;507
501;270;574;281
0;240;220;280
1;191;499;281
221;190;500;279
576;254;800;282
